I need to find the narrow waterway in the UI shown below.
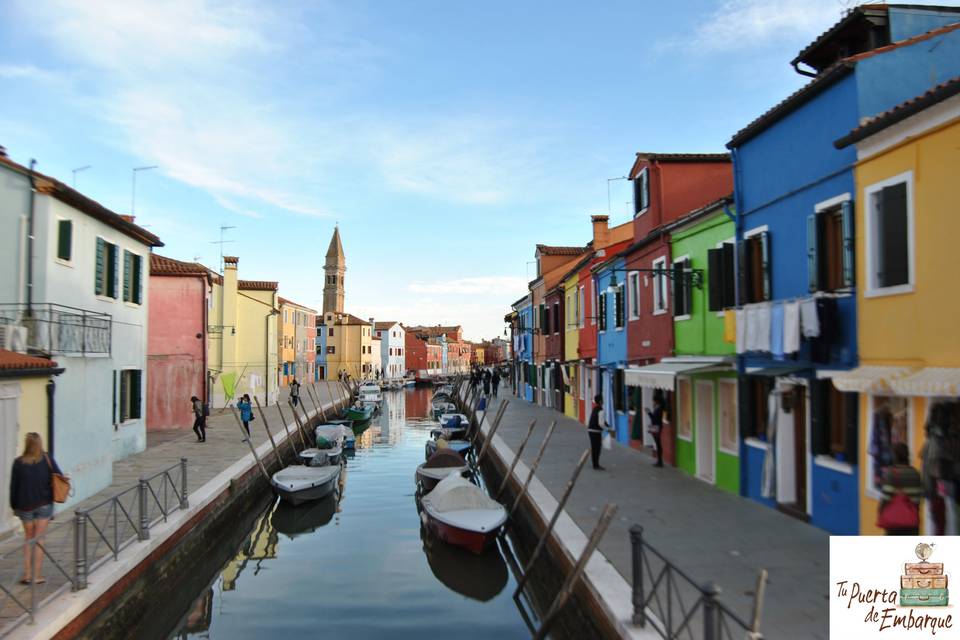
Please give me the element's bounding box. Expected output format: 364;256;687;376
165;387;539;639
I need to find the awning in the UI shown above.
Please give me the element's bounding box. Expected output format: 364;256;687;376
624;361;720;390
830;366;914;394
744;366;806;377
560;365;570;386
890;368;960;397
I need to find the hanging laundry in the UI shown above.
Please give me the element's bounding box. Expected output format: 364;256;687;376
755;302;772;353
770;303;785;359
735;308;746;353
723;309;736;344
800;297;820;338
783;300;801;354
744;306;759;351
761;389;778;499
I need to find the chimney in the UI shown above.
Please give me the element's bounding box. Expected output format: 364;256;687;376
222;256;239;368
120;215;135;223
591;214;610;249
0;145;7;158
369;317;375;325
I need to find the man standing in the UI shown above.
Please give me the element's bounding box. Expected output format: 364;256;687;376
191;395;206;443
492;370;500;397
646;394;666;468
588;394;607;470
290;378;301;407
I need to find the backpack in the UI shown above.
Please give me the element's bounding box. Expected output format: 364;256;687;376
202;403;210;417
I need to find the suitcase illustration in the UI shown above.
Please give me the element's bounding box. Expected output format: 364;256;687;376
905;562;944;576
901;575;948;589
900;550;948;607
899;587;949;607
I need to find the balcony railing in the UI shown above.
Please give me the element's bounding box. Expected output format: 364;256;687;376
0;303;112;356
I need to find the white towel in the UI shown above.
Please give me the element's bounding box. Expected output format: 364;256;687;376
745;306;759;351
783;301;801;354
800;298;820;338
755;303;772;352
735;308;746;353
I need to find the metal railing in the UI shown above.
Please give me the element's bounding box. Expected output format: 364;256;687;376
630;526;763;640
0;303;112;356
0;536;76;632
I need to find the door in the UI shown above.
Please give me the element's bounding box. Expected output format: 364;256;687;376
0;383;21;534
793;385;807;512
695;381;715;483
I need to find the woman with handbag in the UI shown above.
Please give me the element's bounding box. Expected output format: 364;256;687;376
878;443;923;535
237;394;254;438
9;432;68;584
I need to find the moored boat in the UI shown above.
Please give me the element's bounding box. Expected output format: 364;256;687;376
345;403;374;422
425;438;472;460
416;449;470;493
420;474;507;554
271;462;341;506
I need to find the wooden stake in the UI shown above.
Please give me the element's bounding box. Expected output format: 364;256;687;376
508;420;557;519
252;396;280;464
514;449;590;597
473;399;506;447
259;396;296;461
231;407;270;481
276;401;305;450
305;384;321;419
750;569;768;637
476;400;509;464
533;503;618;640
288;400;310;449
307;384;326;422
495;420;537;500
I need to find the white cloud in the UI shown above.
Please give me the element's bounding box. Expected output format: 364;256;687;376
406;276;529;296
0;64;59;82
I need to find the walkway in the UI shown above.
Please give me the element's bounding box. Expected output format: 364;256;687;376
485;386;828;640
0;380;348;637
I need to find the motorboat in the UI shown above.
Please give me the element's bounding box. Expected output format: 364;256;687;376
431;401;458;420
304;424;346;463
403;377;416;387
416;449;470;493
430;414;469;441
345;403;374;422
359;386;382;404
425;438;472;460
358;381;381;396
271;461;341;506
419;474;507;554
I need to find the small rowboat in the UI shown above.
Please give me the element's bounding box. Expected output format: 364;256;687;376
420;474;507;554
416;450;470;493
345;404;374;422
425;438;472;460
271;463;341;506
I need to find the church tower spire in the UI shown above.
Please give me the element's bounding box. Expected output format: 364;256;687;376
323;226;346;314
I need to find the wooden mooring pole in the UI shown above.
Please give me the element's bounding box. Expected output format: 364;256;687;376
231;407;270;481
305;384;322;420
257;396;296;461
507;420;557;519
475;401;509;464
276;401;305;451
252;396;280;464
309;385;328;421
514;449;590;597
288;400;310;449
750;569;769;639
473;400;507;447
495;420;537;500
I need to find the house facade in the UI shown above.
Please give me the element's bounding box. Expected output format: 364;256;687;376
375;321;405;380
278;297;317;386
320;312;371;380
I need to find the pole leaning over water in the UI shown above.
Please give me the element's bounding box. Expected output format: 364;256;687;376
514;448;591;597
507;419;557;520
253;396;281;464
475;400;509;464
232;407;270;481
533;503;618;640
275;401;302;452
307;384;326;422
495;419;537;500
288;400;310;449
472;399;506;447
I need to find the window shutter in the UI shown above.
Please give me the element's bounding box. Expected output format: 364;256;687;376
57;220;72;261
136;255;143;304
707;248;723;311
841;200;854;288
132;370;142;419
112;369;117;424
810;380;828;456
738;377;753;439
759;232;771;302
672;262;685;316
123;250;132;302
844;391;858;464
807;214;820;293
95;238;106;296
737;239;751;305
119;371;128;422
683;259;693;316
721;244;735;308
110;244;120;298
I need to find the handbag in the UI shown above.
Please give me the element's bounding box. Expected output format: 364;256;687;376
877;468;920;530
45;455;71;504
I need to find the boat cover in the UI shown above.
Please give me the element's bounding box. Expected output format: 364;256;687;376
424;449;467;469
316;425;346;442
273;464;340;489
424;475;500;513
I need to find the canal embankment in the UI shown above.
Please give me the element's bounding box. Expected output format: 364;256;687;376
3;382;350;640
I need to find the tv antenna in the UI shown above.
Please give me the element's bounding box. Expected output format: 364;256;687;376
210;224;236;273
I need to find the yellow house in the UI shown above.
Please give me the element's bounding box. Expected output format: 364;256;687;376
562;268;581;418
321;312;372;381
831;80;960;535
0;350;63;534
278;299;296;385
208;256;280;407
277;297;317;386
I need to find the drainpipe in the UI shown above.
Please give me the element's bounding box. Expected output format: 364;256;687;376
26;159;37;313
731;148;745;378
791;61;817;78
46;379;55;458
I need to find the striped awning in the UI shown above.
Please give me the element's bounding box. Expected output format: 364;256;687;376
624;362;718;390
890;368;960;397
830;366;914;394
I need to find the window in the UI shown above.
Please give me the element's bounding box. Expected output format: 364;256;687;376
810;380;858;464
327;346;335;354
628;272;640;320
578;286;584;328
633;167;650;215
328;327;334;337
677;378;692;440
117;369;142;422
707;243;736;311
589;281;596;326
652;257;668;314
866;173;912;295
598;291;607;331
672;258;692;318
614;369;625;412
95;238;119;298
614;284;624;329
122;251;143;304
740;377;773;440
553;302;559;334
719;380;738;454
57;219;72;262
808;198;854;293
738;230;771;303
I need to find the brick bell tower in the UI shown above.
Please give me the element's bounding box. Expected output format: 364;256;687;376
323;226;345;314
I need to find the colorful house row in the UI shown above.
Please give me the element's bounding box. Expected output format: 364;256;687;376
507;4;960;536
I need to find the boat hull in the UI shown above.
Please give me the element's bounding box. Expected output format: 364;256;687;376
421;511;501;555
272;473;339;506
416;465;469;492
345;407;373;421
425;440;472;460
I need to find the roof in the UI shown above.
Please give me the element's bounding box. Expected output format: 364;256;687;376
0;154;163;248
557;250;597;285
277;296;317;313
405;325;462;337
326;226;345;259
535;244;586;257
331;313;370;326
0;349;62;376
238;280;278;291
835;75;960;148
663;195;734;235
846;20;960;63
150;253;209;277
374;321;400;331
635;152;731;163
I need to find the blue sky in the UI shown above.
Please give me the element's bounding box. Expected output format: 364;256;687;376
2;0;946;340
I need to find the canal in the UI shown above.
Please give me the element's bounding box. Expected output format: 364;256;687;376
164;387;542;639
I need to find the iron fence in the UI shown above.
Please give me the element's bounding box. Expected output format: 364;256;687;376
630;525;763;640
0;303;111;356
0;535;76;634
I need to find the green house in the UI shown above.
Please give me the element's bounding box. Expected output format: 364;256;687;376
668;198;739;494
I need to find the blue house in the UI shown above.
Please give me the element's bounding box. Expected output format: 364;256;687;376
315;329;326;381
593;256;630;443
728;5;960;535
512;294;535;402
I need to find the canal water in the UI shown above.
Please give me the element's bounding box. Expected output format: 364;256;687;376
166;387;540;639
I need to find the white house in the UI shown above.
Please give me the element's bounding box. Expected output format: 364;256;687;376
0;150;163;505
374;321;405;381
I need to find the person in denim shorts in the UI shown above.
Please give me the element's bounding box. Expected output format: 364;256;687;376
9;433;63;585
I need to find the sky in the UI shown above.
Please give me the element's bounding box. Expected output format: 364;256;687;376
1;0;950;341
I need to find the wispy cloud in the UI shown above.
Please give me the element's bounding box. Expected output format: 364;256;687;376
407;276;529;295
0;64;60;82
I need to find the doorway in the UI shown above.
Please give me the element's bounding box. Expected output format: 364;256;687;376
791;385;807;514
695;380;715;483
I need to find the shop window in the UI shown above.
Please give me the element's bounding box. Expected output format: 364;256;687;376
738;231;771;303
707;243;736;311
719;380;738;454
672;258;692;317
866;395;910;494
866;174;912;294
677;378;692;440
739;376;773;440
808;200;854;293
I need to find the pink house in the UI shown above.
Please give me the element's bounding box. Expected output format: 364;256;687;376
147;254;210;431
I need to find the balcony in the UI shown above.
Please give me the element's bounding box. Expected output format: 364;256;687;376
0;303;112;356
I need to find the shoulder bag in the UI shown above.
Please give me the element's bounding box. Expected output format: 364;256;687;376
877;467;920;530
45;455;71;504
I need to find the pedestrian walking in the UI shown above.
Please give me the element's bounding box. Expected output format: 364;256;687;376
482;371;491;396
492;370;500;397
290;378;301;407
587;394;610;471
191;395;206;442
10;433;65;585
646;394;666;468
878;442;923;535
238;394;253;439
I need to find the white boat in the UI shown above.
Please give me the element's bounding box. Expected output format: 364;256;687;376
358;381;381;396
404;378;416;387
299;444;342;464
417;450;470;492
271;463;341;506
420;474;507;554
310;424;347;462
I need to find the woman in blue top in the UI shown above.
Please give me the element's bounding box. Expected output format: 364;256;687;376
238;394;254;438
9;432;64;585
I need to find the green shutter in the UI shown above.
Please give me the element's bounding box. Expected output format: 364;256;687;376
57;220;72;261
134;254;143;304
841;200;855;288
123;250;132;302
119;371;128;421
95;238;106;296
112;369;117;424
807;213;820;293
131;370;142;419
108;244;119;298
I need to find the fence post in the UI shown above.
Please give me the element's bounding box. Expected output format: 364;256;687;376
180;458;190;509
74;511;88;590
630;524;644;626
138;478;150;541
703;581;720;640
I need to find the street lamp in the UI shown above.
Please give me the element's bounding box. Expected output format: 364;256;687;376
131;165;159;215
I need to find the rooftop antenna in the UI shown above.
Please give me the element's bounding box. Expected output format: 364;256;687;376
131;165;158;215
607;176;627;216
211;224;236;273
71;165;91;187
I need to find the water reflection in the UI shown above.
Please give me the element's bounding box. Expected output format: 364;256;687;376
271;496;337;538
420;523;508;602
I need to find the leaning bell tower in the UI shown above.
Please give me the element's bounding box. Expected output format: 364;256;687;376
323;226;346;314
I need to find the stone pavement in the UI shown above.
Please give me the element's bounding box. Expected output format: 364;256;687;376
0;380;349;636
484;385;828;640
